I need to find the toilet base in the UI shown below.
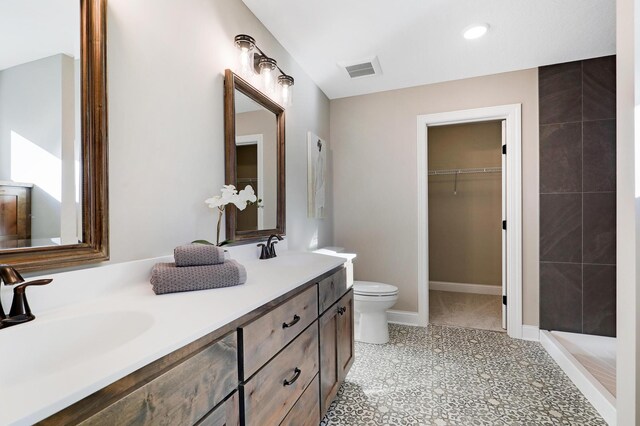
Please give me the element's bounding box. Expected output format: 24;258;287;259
355;311;390;344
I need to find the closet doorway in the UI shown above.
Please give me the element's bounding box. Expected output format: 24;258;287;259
236;134;264;231
416;104;522;339
427;121;505;332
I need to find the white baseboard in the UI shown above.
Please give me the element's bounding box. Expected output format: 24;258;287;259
429;281;502;295
521;325;540;341
387;309;422;326
540;331;616;425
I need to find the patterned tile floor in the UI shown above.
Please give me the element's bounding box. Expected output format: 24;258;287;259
321;324;605;425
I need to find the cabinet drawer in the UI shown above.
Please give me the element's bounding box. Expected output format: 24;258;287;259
197;391;239;426
241;323;319;426
318;268;347;314
280;374;320;426
240;285;318;379
80;332;238;426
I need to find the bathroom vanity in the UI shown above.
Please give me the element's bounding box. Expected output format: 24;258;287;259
0;251;351;425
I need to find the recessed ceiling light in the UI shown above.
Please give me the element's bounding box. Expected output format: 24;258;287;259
463;24;489;40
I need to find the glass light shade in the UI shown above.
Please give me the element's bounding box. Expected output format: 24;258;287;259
238;46;254;77
278;75;294;107
258;57;277;95
234;34;255;78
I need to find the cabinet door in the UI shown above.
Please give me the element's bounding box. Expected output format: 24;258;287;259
318;304;339;417
0;194;18;238
0;186;31;240
337;289;354;381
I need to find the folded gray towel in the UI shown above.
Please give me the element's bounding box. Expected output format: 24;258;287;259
150;260;247;295
174;243;225;267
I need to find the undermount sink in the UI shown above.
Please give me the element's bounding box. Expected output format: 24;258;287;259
0;310;154;384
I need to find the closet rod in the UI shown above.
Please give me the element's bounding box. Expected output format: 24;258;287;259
427;167;502;176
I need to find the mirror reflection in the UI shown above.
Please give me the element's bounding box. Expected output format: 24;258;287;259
234;89;278;232
0;0;82;249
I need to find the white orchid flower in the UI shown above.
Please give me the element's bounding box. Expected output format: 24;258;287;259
205;184;257;210
238;185;257;203
230;186;255;211
220;184;237;197
205;195;224;208
205;184;259;245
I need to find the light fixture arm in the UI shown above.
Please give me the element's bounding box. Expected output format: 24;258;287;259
235;34;294;106
252;45;291;79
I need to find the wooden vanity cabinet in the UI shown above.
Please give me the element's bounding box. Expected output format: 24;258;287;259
40;265;353;426
336;290;355;382
319;289;354;417
40;332;239;426
237;265;352;426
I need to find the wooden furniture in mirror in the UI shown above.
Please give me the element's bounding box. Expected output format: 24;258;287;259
0;0;108;271
224;69;285;242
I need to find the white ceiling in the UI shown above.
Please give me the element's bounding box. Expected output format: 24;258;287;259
242;0;616;99
0;0;79;71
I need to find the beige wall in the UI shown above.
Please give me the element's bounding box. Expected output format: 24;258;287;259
104;0;332;265
330;69;540;326
428;122;502;286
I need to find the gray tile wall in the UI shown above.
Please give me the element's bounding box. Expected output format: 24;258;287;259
538;56;616;337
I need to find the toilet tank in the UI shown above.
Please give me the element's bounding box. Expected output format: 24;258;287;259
314;247;356;288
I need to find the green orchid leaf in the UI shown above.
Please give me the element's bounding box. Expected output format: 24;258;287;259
191;239;215;245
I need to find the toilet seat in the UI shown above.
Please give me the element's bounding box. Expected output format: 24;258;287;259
353;281;398;297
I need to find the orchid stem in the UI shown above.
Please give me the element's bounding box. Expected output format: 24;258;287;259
216;207;224;246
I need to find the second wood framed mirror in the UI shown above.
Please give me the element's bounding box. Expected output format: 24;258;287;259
0;0;108;272
224;69;285;242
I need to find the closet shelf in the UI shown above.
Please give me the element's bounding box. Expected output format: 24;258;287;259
427;167;502;176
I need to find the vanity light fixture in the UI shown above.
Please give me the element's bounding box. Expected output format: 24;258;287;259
235;34;256;77
277;74;294;107
463;23;489;40
234;34;295;107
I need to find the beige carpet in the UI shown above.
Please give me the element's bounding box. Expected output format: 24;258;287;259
429;290;505;332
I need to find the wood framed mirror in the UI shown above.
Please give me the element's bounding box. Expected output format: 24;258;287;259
224;69;285;242
0;0;108;272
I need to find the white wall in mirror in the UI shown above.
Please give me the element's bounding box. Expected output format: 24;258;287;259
0;0;81;249
0;0;79;71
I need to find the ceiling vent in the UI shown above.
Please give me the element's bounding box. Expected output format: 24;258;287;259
339;56;382;79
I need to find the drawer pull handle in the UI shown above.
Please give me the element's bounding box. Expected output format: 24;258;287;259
283;368;301;386
337;306;346;315
282;314;300;329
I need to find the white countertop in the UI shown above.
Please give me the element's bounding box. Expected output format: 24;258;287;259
0;250;345;425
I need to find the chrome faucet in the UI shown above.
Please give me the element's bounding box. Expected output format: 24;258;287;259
257;234;283;260
0;264;52;329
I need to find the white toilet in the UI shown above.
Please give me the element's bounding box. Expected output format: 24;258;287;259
353;281;399;344
315;247;399;345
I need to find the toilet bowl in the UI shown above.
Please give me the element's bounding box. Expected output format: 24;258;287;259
353;281;398;344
